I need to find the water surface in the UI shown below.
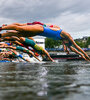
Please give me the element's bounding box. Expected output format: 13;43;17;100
0;61;90;100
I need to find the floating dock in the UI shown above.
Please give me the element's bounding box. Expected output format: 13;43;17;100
50;54;90;61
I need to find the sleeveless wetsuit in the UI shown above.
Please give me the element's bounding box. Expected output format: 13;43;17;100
16;46;29;53
38;26;62;40
9;52;17;58
23;38;44;54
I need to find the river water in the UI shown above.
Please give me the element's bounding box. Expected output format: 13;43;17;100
0;60;90;100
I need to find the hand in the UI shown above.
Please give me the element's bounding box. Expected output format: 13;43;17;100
52;59;55;62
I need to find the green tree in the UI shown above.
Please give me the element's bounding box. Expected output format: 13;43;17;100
75;37;90;48
85;37;90;48
45;38;62;48
75;41;85;48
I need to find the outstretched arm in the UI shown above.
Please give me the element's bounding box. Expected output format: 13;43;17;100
3;23;27;26
1;33;21;42
69;46;88;61
27;50;41;62
43;49;55;62
1;37;12;41
2;45;16;50
10;36;21;41
61;31;90;60
12;40;23;46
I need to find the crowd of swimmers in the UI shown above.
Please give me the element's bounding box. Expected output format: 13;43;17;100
0;21;89;62
0;36;54;62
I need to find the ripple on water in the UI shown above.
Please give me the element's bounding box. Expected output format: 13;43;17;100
0;61;89;100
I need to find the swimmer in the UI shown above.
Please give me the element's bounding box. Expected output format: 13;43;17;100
0;45;41;62
2;21;60;28
0;42;12;46
1;36;36;54
1;36;54;62
62;39;89;60
0;22;89;61
0;49;30;62
2;35;89;61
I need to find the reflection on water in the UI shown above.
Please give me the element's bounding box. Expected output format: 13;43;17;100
0;61;90;100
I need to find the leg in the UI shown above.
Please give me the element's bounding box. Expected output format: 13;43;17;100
1;24;44;37
61;31;90;60
1;25;23;31
1;31;23;41
10;23;27;26
1;31;23;37
2;23;27;26
1;24;43;33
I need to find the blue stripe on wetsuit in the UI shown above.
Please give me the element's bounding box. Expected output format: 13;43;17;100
6;43;12;45
38;26;62;40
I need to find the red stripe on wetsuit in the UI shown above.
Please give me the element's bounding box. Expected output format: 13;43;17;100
27;21;44;25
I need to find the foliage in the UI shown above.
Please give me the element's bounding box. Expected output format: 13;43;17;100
45;37;90;48
45;38;62;48
75;41;85;48
75;37;90;48
85;37;90;47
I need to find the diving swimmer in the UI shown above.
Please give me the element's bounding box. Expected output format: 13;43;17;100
0;21;89;61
